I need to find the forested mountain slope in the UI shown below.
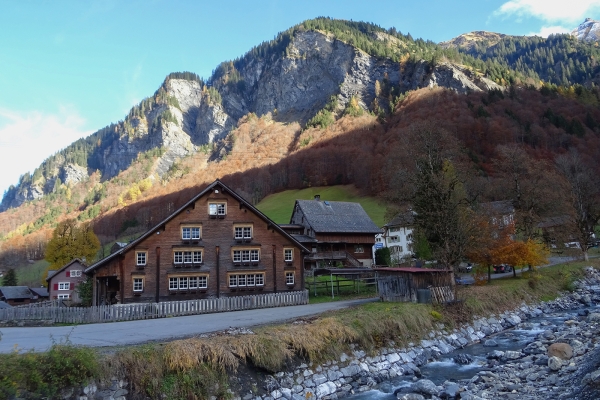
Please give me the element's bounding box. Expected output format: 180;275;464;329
2;18;600;269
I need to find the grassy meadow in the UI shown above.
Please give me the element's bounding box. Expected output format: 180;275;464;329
256;185;388;227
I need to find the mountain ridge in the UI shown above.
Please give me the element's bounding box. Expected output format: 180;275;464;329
0;18;505;212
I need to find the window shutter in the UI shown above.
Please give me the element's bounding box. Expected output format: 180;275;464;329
53;283;58;290
70;282;75;290
66;271;70;277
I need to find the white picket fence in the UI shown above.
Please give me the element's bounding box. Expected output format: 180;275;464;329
0;290;309;324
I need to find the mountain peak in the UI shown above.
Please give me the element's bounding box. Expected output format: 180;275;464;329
571;18;600;42
439;31;507;51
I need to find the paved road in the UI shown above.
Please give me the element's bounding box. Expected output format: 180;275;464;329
0;298;377;353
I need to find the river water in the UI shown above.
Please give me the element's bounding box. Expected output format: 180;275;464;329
347;304;599;399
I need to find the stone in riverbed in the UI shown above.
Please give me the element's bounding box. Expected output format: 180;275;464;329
397;394;425;400
547;343;573;360
548;356;563;371
411;379;438;395
483;339;498;347
454;353;474;365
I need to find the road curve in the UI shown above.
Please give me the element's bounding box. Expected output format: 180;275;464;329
0;298;378;353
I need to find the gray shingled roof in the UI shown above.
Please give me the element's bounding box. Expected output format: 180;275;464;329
480;200;515;216
30;287;49;297
384;211;415;228
0;286;33;300
296;200;382;234
0;301;11;309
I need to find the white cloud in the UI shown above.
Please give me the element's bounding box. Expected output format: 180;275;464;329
528;25;571;37
495;0;600;24
0;106;93;196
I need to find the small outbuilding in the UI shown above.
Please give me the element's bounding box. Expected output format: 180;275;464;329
374;267;455;303
0;286;34;306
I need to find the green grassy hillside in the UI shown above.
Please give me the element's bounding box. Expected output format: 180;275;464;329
16;259;49;287
256;185;388;227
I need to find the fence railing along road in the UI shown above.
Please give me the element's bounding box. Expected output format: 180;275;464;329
0;290;309;324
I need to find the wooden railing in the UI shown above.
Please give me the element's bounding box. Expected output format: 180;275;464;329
306;251;363;267
0;290;309;324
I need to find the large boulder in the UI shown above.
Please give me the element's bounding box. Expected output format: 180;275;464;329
548;343;573;360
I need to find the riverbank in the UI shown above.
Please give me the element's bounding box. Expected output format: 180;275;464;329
0;260;598;399
239;266;600;400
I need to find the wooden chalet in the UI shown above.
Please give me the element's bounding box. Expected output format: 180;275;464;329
85;180;309;305
46;259;88;302
280;196;381;270
374;267;454;303
0;286;34;306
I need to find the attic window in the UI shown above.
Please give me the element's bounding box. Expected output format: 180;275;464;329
209;203;226;217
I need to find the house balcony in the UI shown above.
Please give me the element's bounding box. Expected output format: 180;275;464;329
305;251;363;267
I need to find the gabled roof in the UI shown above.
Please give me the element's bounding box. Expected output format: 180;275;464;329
537;215;571;229
293;200;381;234
30;287;49;297
384;211;415;228
45;258;87;282
0;301;11;309
0;286;33;300
86;179;310;274
480;200;515;216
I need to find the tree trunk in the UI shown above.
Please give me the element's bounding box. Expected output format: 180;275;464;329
488;264;491;284
584;250;589;262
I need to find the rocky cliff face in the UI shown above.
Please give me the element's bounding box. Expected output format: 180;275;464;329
571;18;600;42
0;29;503;211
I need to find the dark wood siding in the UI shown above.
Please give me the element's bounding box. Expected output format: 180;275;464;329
93;187;304;304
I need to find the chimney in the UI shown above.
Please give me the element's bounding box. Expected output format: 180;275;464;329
314;195;320;201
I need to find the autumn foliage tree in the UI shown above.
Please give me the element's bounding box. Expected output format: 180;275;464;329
43;219;100;284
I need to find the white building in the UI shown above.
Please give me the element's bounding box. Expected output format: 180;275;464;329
374;211;415;265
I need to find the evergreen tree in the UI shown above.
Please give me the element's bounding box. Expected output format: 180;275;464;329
1;268;18;286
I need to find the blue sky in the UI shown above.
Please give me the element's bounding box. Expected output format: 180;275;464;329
1;0;599;196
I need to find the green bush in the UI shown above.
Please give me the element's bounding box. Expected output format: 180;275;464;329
0;344;98;399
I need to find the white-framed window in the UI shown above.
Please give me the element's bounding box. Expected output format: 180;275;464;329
57;294;70;299
136;251;147;266
284;248;293;262
286;272;295;285
70;270;82;277
229;275;237;287
133;278;144;292
388;236;399;243
179;277;188;290
229;273;264;288
182;226;201;240
354;245;364;253
58;282;70;290
193;251;202;263
234;226;252;239
189;276;198;289
233;249;260;263
209;203;226;216
255;274;264;286
174;250;202;264
169;277;178;290
174;252;183;264
170;275;207;290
